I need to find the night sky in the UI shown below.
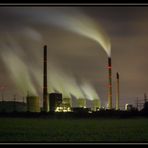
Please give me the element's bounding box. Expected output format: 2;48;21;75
0;6;148;109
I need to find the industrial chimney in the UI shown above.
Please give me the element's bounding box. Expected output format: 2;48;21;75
43;45;49;112
108;57;112;109
116;72;119;110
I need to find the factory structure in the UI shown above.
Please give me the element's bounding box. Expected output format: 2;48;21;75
24;45;102;113
1;44;148;114
25;45;120;113
0;45;130;113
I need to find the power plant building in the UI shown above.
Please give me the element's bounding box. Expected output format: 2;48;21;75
77;98;86;108
125;104;134;111
62;98;72;107
26;96;40;112
60;98;72;112
92;99;100;111
49;93;62;112
0;101;27;112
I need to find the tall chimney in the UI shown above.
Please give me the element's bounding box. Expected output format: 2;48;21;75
144;93;147;103
108;57;112;109
43;45;48;112
116;72;119;110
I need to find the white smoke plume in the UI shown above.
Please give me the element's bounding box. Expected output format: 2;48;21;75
17;8;111;56
0;8;106;106
46;9;111;57
21;27;43;41
80;81;100;101
0;28;42;96
1;49;37;96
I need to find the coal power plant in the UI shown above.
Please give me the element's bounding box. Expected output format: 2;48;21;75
77;98;86;108
49;93;62;112
41;45;101;113
92;99;100;111
26;95;40;112
0;44;148;117
1;7;148;144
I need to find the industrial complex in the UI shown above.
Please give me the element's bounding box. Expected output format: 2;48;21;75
0;45;148;115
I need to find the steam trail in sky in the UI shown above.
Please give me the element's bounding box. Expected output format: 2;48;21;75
46;9;111;57
25;59;100;101
0;29;41;96
0;8;104;104
80;81;100;101
3;51;102;103
1;49;37;95
0;35;101;102
47;64;85;99
22;27;43;41
21;8;111;56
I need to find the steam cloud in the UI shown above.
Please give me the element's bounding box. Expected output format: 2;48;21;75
14;8;111;56
46;9;111;57
0;8;109;107
1;45;37;96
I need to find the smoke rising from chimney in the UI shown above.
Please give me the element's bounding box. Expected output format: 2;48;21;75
46;9;111;57
0;8;104;106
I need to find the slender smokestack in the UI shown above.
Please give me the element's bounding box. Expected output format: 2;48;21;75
108;57;112;109
43;45;48;112
116;72;119;110
144;93;147;103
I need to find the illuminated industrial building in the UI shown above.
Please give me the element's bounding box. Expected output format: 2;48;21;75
26;95;40;112
0;44;135;114
49;93;62;112
92;99;100;111
55;98;72;112
49;95;72;112
125;104;136;111
77;98;86;108
55;105;71;112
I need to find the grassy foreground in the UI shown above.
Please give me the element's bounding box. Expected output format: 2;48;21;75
0;117;148;142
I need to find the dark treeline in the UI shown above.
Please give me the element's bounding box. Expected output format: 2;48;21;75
0;110;148;119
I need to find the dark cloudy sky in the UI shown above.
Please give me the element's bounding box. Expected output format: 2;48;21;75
0;6;148;109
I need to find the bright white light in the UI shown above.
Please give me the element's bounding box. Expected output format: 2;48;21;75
125;104;129;110
55;106;71;112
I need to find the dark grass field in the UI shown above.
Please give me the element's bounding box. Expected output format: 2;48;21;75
0;117;148;143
